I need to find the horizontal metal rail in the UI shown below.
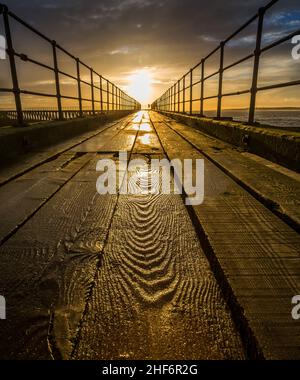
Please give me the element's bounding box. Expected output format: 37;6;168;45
0;4;140;126
152;0;299;125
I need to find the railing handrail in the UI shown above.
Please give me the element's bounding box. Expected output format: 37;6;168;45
0;3;140;126
151;0;300;125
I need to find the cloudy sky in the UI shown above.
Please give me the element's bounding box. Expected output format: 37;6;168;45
0;0;299;110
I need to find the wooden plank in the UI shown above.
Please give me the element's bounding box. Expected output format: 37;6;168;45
0;152;92;245
0;114;134;187
151;112;300;360
166;118;300;231
0;154;122;359
85;111;144;153
73;154;245;360
71;117;131;153
0;112;145;359
133;121;163;154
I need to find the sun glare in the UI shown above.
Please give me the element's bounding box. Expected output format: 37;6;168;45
127;69;152;106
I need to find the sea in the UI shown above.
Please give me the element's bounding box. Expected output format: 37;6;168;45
204;109;300;130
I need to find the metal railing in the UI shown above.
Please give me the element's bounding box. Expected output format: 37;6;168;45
0;4;140;126
152;0;300;124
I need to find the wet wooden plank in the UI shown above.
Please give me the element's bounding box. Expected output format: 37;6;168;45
0;114;133;186
166;118;300;230
133;121;163;154
96;124;139;153
83;111;144;153
73;154;244;360
71;117;131;153
0;155;121;359
0;112;148;359
0;152;92;245
151;112;300;360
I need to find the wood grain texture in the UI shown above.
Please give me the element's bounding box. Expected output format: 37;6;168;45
151;112;300;359
73;117;244;360
71;117;131;153
166;118;300;231
0;154;122;359
0;113;143;359
0;114;134;187
74;191;244;360
0;152;91;245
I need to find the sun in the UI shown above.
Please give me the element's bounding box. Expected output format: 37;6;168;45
127;69;152;107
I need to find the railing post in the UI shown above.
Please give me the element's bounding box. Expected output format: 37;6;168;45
200;59;205;116
183;76;186;113
99;75;103;112
76;58;83;117
112;84;115;111
2;5;24;126
90;68;95;115
167;90;169;111
107;80;110;111
116;87;118;111
173;85;176;112
249;7;265;124
52;40;63;120
189;69;193;115
121;90;123;111
177;80;180;113
217;41;225;119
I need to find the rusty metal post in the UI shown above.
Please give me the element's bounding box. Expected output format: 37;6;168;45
99;75;103;112
177;80;180;113
173;84;176;112
121;90;124;111
90;68;95;115
52;40;63;120
116;87;118;111
2;5;24;126
76;58;83;117
182;76;186;113
189;69;193;115
200;59;205;116
112;84;115;111
217;42;225;118
249;7;265;124
107;80;110;111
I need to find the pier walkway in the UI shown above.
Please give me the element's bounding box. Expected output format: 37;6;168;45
0;111;299;360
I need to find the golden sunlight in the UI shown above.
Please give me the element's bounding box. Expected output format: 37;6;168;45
127;69;153;106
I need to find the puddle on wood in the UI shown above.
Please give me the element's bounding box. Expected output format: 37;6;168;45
140;123;152;132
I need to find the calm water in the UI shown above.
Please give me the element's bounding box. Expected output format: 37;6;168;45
204;109;300;129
